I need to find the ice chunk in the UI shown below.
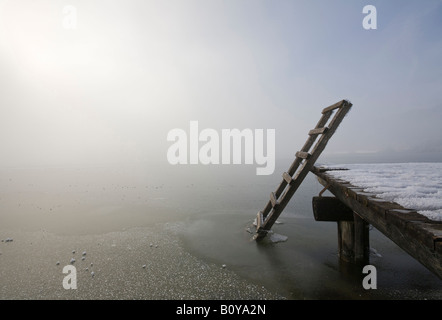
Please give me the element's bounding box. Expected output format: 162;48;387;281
370;247;382;258
269;233;288;243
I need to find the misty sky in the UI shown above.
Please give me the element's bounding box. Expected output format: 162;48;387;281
1;0;441;168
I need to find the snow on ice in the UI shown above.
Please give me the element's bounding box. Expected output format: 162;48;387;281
324;163;442;221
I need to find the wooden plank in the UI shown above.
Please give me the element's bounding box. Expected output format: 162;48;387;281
312;167;442;279
429;225;442;242
322;181;403;218
322;100;346;114
409;223;442;250
403;222;441;251
344;187;361;201
386;209;430;230
309;127;328;136
368;201;404;219
296;151;311;159
423;223;442;244
355;192;378;207
282;172;293;184
312;197;354;222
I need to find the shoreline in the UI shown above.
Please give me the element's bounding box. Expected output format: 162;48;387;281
0;223;285;300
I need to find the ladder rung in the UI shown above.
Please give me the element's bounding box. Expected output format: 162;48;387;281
309;127;328;135
322;100;345;114
283;172;293;184
270;192;279;208
296;151;311;159
256;211;264;230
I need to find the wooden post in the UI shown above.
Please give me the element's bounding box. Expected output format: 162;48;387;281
313;197;370;264
337;213;370;265
353;212;370;265
338;220;355;263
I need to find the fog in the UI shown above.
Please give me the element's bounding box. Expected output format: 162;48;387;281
1;0;441;170
1;2;442;300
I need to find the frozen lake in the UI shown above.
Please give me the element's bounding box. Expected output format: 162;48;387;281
0;162;441;299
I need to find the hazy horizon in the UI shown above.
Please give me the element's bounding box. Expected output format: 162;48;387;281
1;0;441;169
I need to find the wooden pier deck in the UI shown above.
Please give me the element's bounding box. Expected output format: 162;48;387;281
310;166;442;280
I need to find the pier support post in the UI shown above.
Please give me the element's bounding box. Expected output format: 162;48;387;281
337;220;355;263
337;213;369;264
313;197;370;265
353;212;370;265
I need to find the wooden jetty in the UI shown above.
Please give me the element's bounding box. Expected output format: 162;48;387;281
252;99;442;280
311;166;442;279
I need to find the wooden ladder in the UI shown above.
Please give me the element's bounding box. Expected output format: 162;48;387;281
253;100;353;240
